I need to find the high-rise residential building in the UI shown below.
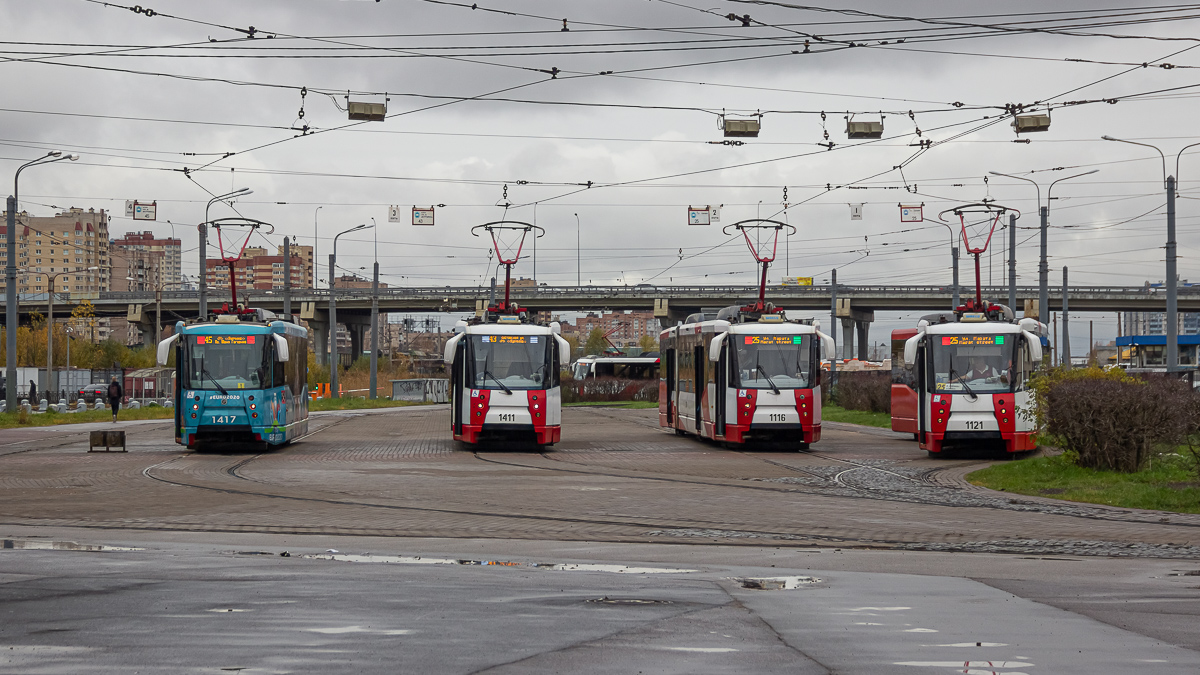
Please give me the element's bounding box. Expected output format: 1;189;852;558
567;310;660;348
205;253;309;293
110;230;182;288
0;207;109;295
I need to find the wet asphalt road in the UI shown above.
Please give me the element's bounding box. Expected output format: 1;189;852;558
1;406;1199;673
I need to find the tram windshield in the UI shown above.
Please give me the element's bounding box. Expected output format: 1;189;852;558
468;334;552;391
732;335;812;390
184;335;271;391
930;335;1015;394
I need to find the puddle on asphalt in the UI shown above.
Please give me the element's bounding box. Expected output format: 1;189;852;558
298;553;696;574
664;647;739;653
307;626;410;635
934;643;1010;648
895;661;1032;669
586;596;672;605
734;576;821;590
207;608;253;613
903;628;939;633
2;539;143;551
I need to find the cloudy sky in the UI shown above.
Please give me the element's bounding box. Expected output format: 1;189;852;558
7;0;1200;350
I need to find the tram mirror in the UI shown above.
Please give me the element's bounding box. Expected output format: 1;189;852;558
816;331;836;361
550;321;562;335
273;334;290;362
708;333;727;362
156;334;179;367
903;334;921;368
1021;330;1042;362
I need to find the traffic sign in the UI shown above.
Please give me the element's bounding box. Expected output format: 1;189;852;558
132;201;156;221
412;207;435;226
687;206;711;226
388;205;402;223
124;200;134;217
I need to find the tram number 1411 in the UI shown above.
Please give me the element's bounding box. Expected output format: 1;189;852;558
498;413;517;422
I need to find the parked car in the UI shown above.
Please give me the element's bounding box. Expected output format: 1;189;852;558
78;383;109;403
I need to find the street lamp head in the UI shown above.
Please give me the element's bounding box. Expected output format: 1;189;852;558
1101;135;1117;141
67;155;79;161
47;151;62;157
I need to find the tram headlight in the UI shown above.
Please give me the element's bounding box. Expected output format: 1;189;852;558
533;404;539;410
250;404;256;410
192;404;199;410
744;403;751;409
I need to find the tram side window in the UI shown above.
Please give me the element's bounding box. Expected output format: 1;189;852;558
891;338;915;389
1013;336;1032;391
281;334;307;395
678;348;693;393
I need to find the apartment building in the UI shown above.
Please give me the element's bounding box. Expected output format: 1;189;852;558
0;207;109;295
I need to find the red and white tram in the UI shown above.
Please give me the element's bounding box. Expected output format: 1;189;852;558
659;219;836;448
890;203;1048;455
443;221;570;447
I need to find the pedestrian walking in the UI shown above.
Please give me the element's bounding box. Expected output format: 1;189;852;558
28;380;36;403
107;376;123;423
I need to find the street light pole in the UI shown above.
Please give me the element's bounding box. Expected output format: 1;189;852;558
329;223;371;399
7;151;79;412
1101;136;1188;372
988;169;1097;324
201;187;252;319
369;219;379;400
574;213;581;287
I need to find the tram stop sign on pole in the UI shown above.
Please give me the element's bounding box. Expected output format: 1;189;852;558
688;206;711;226
412;207;435;226
900;204;924;222
388;205;402;223
131;201;156;221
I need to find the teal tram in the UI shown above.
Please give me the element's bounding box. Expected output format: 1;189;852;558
157;309;309;449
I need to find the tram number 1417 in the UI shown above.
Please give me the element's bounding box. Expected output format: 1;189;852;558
210;415;237;424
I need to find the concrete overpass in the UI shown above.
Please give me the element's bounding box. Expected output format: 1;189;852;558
4;284;1193;362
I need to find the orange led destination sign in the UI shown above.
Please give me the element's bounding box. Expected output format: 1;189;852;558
941;335;1003;346
745;336;804;345
480;335;536;344
196;335;256;345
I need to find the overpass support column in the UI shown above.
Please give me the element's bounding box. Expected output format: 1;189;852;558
348;324;366;364
841;318;856;361
310;320;328;367
856;320;870;361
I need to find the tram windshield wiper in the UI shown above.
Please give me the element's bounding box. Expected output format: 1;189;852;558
483;369;511;394
949;368;977;401
199;356;228;396
756;364;781;394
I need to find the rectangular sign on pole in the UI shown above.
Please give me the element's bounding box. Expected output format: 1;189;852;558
687;206;711;226
900;204;924;222
125;200;134;218
132;201;156;221
412;207;435;226
781;276;813;286
388;205;402;223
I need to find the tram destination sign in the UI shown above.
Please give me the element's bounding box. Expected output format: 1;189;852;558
197;335;256;345
480;335;537;344
941;335;1004;346
745;335;804;345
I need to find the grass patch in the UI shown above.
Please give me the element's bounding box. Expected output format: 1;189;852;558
0;406;173;429
308;397;425;412
822;404;892;429
565;401;659;409
968;452;1200;514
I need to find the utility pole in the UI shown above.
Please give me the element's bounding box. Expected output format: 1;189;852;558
1167;175;1178;372
1089;320;1095;366
829;269;837;384
1062;267;1071;369
1008;213;1016;312
283;237;292;319
369;259;379;399
328;253;337;396
198;223;207;320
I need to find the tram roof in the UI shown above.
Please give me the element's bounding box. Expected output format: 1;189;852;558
462;323;554;335
661;319;820;338
178;320;306;338
923;321;1024;336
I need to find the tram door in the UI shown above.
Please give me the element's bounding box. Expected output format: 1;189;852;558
664;348;676;425
173;341;183;444
451;339;466;436
914;341;927;444
714;340;727;437
694;345;705;432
